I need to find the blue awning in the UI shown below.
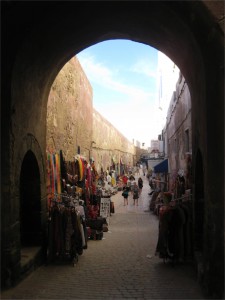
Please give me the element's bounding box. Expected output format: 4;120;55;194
154;159;168;173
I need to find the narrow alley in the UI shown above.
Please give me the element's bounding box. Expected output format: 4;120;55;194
1;174;204;300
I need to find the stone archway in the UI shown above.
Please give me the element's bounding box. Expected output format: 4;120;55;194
2;1;224;297
15;134;47;285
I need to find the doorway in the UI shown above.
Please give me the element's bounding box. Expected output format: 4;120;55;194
20;150;42;247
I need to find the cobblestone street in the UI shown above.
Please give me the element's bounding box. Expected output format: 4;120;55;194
1;175;205;299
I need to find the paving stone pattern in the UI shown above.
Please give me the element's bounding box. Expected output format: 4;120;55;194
1;175;205;299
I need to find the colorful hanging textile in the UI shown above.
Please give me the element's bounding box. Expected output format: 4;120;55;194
77;156;83;181
55;152;61;196
86;165;91;187
46;150;64;204
52;153;56;196
46;152;53;207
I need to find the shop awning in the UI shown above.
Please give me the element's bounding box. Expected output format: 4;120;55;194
154;159;168;173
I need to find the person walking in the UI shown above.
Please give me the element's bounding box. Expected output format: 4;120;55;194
122;185;129;206
133;182;139;206
127;177;131;192
106;172;112;185
138;177;143;194
143;164;147;176
130;175;135;193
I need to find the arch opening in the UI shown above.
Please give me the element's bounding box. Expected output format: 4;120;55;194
3;1;224;296
20;150;42;247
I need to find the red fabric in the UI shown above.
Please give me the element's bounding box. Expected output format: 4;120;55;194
87;205;99;219
122;175;128;184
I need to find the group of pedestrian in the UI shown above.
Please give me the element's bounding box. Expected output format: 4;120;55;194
122;175;143;206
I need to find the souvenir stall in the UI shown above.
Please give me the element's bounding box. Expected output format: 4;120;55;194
85;177;111;240
47;192;86;266
46;149;119;252
46;151;91;265
155;192;193;265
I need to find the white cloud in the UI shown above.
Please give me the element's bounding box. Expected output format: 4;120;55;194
77;53;154;103
77;52;162;146
130;59;157;78
96;100;162;147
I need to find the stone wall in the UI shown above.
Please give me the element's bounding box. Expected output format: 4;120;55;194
47;57;136;173
47;57;93;161
92;109;136;173
165;72;192;191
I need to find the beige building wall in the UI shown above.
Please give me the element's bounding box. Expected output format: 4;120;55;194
92;109;136;174
47;56;136;174
46;57;93;161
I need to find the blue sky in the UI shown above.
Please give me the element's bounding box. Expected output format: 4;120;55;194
77;39;160;147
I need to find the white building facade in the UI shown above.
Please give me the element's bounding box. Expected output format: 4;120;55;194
154;51;180;140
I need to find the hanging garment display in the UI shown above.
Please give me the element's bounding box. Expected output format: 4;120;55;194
55;152;61;196
46;151;63;206
47;194;87;267
46;149;110;268
155;198;193;265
